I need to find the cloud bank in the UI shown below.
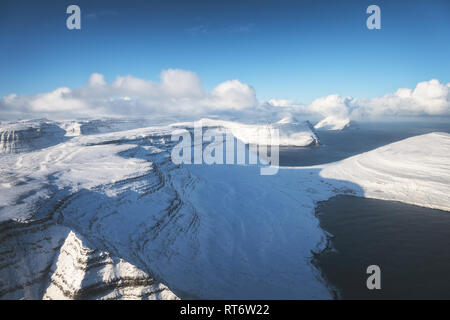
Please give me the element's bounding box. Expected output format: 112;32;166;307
268;79;450;122
1;69;449;122
0;69;257;119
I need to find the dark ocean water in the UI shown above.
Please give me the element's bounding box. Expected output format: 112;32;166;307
314;196;450;299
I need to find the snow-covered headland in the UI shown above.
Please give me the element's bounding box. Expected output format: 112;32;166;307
172;117;319;147
0;117;448;299
314;116;358;131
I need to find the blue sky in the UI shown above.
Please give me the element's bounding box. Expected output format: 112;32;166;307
0;0;449;103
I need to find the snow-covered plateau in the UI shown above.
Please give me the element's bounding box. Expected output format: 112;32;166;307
0;118;449;299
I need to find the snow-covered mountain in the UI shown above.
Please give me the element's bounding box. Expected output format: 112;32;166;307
0;120;66;153
0;118;448;299
314;116;357;131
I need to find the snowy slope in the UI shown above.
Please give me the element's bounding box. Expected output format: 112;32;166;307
0;119;449;300
320;132;450;211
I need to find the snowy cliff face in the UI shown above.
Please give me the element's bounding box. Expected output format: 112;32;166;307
274;116;319;146
0;217;178;300
43;231;177;300
173;118;319;146
0;119;448;300
0;121;66;153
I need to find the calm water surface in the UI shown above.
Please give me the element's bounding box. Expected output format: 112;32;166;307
314;196;450;299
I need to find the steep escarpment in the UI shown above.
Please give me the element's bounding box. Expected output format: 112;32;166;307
0;218;66;299
0;191;178;300
43;231;177;300
0;198;179;300
0;120;66;153
0;131;186;300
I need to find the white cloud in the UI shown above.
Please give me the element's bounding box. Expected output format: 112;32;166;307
266;79;450;123
267;99;303;108
30;88;87;112
356;79;450;117
160;69;204;98
308;94;353;119
1;71;448;122
210;80;257;111
87;73;107;87
0;69;258;119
